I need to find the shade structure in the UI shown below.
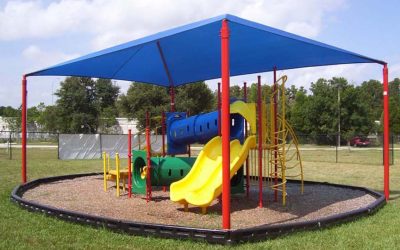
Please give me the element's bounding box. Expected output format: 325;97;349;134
27;14;384;85
22;14;390;230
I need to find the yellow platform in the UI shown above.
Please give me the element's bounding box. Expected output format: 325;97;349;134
170;135;256;209
106;169;129;180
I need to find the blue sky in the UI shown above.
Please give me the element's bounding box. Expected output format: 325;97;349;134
0;0;399;108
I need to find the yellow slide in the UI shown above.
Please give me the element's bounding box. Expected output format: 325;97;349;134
170;135;256;208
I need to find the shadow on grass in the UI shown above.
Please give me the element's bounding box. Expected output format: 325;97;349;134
388;190;400;201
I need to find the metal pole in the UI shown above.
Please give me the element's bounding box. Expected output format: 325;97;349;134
257;75;263;208
221;19;231;230
21;75;27;183
170;86;175;112
243;81;250;197
161;111;167;192
146;112;152;202
383;64;390;200
128;129;132;198
9;131;12;160
391;134;394;165
162;111;166;157
217;82;221;136
57;133;60;160
338;86;341;149
273;66;278;202
187;111;191;157
336;134;338;163
156;41;175;112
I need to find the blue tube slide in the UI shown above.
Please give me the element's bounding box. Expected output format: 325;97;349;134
166;111;244;155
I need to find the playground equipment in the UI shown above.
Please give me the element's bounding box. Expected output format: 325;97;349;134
169;75;304;212
131;100;256;199
103;152;129;197
98;73;303;213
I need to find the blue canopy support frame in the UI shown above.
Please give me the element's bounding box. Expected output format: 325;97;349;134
21;14;390;230
156;40;175;111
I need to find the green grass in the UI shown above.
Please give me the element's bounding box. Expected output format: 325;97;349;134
0;148;399;249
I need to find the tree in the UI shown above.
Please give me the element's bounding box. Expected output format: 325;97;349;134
0;106;19;131
289;77;374;144
37;105;59;132
289;90;311;134
229;85;243;100
388;78;400;134
118;81;214;131
359;80;382;121
175;82;214;115
54;77;119;133
118;83;169;131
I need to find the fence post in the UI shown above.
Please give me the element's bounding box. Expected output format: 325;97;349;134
9;131;12;160
336;133;338;163
99;133;103;159
57;133;60;160
391;134;394;165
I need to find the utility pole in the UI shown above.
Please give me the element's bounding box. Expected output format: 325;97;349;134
338;85;341;148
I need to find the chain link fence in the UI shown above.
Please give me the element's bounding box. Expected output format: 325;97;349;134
0;131;397;165
296;134;397;165
0;131;59;160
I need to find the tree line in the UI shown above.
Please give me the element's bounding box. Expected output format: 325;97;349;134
1;76;399;140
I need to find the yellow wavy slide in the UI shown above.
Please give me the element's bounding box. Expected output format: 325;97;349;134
170;135;256;208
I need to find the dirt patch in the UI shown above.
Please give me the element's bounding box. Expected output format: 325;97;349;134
23;175;377;229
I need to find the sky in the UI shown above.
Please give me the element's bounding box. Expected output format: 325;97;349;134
0;0;399;108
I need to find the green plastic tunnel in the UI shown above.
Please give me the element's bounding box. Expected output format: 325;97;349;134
131;150;244;195
131;150;196;194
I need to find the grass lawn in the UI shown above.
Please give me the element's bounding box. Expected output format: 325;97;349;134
0;147;399;249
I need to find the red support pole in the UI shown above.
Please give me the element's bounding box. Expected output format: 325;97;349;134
187;111;191;157
273;66;278;202
145;111;152;202
243;82;250;198
161;111;167;192
220;19;231;230
170;86;175;112
156;41;175;113
128;129;132;198
383;64;390;200
162;111;166;157
21;75;27;184
217;82;221;136
257;76;263;208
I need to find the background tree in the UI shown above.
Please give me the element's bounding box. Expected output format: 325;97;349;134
54;77;119;133
288;89;311;134
359;79;382;121
118;83;169;131
118;81;214;131
175;82;214;115
388;78;400;134
37;105;59;132
0;106;19;131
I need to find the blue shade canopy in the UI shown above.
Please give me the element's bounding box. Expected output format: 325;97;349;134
27;14;385;87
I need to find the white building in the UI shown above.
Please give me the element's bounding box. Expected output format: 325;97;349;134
113;118;139;134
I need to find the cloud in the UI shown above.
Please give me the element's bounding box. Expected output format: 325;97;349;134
22;45;80;73
0;0;347;49
206;63;384;93
10;0;394;108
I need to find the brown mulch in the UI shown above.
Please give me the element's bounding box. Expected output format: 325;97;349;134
23;175;377;229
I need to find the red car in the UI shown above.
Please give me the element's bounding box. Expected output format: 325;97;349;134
350;137;370;147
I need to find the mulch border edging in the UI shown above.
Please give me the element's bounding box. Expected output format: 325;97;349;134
10;173;386;245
